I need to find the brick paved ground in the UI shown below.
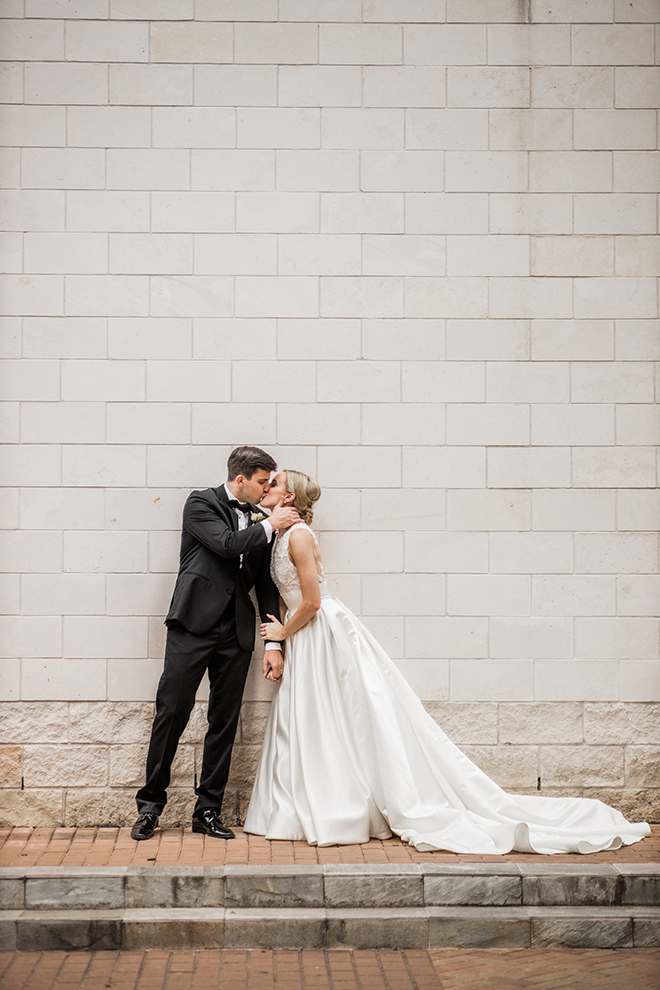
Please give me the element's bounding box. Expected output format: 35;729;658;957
1;826;658;868
1;949;659;990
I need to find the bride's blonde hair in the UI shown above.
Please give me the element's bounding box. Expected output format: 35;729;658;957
284;469;321;525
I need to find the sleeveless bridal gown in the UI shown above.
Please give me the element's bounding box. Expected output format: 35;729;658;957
244;523;650;855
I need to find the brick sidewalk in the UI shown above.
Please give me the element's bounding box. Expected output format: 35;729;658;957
1;949;659;990
1;826;658;869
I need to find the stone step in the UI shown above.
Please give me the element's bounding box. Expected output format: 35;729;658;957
1;905;659;951
2;863;659;911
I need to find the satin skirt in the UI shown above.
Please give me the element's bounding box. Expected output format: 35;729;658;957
244;597;650;854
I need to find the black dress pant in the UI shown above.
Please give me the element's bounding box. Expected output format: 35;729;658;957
136;603;251;817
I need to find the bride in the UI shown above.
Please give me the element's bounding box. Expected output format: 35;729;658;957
243;469;650;855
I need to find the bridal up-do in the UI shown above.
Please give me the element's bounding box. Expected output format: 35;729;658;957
284;469;321;524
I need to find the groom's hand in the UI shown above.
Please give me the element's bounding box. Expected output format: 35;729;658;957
263;648;283;682
268;497;300;531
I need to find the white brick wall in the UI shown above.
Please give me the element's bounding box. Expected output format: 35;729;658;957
0;1;658;827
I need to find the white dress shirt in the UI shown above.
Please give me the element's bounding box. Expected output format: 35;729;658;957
224;484;278;653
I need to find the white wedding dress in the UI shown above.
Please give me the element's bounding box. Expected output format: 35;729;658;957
244;523;650;855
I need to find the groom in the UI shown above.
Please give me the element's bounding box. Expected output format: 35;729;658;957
131;445;299;841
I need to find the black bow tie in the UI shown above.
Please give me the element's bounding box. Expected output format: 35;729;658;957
229;500;252;513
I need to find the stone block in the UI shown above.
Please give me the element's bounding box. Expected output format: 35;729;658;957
487;448;571;490
321;23;400;64
425;875;521;907
540;746;624;788
460;746;538;790
122;908;224;950
240;701;270;746
534;661;619;703
220;788;240;828
625;747;660;788
450;660;534;703
237;789;252;825
69;703;154;745
227;746;261;789
0;913;18;950
530;911;632;949
17;912;122;952
572;24;654;65
322;108;403;150
523;875;620;907
448;574;530;617
0;789;63;828
126;873;224;909
363;67;447;109
615;321;660;361
446;489;530;533
499;704;583;746
617;491;660;535
324;874;422;909
225;868;322;908
110;744;192;788
621;877;660;906
446;404;529;446
150;22;232;62
225;907;326;949
406;617;488;661
575;617;658;660
363;574;445;617
427;907;530;947
0;747;21;788
584;704;660;745
26;877;124;911
614;151;660;193
448;67;529;108
194;64;276;107
0;880;23;910
575;278;657;321
64;615;148;661
323;194;403;236
63;789;137;828
24;746;107;789
406;193;488;235
180;703;209;745
533;575;616;617
327;908;428;949
237;192;318;234
422;703;497;744
574;534;657;575
634;917;660;947
531;66;613;109
280;65;361;108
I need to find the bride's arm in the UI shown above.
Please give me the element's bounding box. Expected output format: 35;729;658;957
259;529;321;642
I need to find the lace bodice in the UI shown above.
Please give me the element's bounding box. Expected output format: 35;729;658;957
270;522;329;610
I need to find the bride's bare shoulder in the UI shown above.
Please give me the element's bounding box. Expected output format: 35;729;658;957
287;522;316;550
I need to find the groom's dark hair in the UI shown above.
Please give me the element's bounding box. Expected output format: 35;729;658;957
227;445;277;480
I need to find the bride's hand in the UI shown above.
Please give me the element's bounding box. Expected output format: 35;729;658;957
260;614;285;641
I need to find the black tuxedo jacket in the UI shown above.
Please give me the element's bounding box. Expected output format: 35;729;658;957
165;486;280;650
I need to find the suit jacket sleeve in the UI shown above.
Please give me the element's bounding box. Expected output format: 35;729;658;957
254;544;281;630
183;491;268;559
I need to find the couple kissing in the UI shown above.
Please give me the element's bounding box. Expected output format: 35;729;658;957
132;445;649;856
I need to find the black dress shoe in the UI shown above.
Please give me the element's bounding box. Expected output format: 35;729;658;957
192;809;235;839
131;812;159;841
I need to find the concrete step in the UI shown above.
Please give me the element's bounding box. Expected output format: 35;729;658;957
1;905;659;951
2;863;659;911
2;863;658;951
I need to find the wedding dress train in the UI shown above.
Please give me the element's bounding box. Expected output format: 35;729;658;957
244;523;650;855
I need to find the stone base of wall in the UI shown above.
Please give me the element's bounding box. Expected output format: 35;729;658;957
1;701;658;827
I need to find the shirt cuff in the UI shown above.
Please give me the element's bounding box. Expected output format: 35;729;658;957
260;519;273;541
264;641;281;652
